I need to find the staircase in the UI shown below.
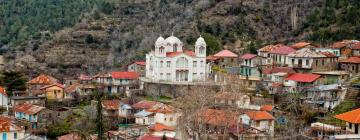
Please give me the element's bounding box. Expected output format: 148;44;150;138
343;73;360;101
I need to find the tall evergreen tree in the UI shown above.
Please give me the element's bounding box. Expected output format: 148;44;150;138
95;89;104;140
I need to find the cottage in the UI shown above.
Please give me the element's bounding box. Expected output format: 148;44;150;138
119;103;132;117
13;104;45;130
213;50;239;68
127;61;146;77
334;108;360;134
287;48;338;72
351;43;360;56
0;116;25;140
284;73;322;93
27;74;59;96
268;45;295;66
149;123;176;138
148;104;180;127
257;44;282;67
305;84;345;110
239;53;261;78
262;67;296;89
134;110;155;125
39;83;65;100
0;87;8;108
328;40;359;57
240;111;275;137
101;100;120;117
339;56;360;74
94;72;139;95
312;71;349;84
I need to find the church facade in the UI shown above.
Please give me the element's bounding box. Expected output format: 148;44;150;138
145;35;207;82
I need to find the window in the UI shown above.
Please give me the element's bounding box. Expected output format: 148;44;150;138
349;123;352;129
315;60;318;66
306;60;309;66
256;121;260;127
159;46;165;54
164;118;167;121
167;61;171;67
199;46;205;54
193;61;197;67
291;59;294;65
14;132;17;139
160;61;164;68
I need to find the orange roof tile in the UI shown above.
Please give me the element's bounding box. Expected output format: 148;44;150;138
13;104;45;115
257;44;283;52
330;40;355;49
0;86;6;96
27;74;58;85
0;116;22;132
147;104;178;114
206;55;219;61
339;57;360;64
334;108;360;123
132;100;160;110
285;73;321;83
150;123;175;131
260;105;274;112
197;109;238;126
65;83;81;94
102;100;120;110
214;50;238;58
111;71;139;79
290;42;312;49
269;46;296;55
245;111;274;121
240;53;257;59
40;83;64;90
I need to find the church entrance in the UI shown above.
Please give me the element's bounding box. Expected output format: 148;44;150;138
176;70;189;82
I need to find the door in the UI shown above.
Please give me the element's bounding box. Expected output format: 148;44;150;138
355;124;359;134
2;133;6;140
298;59;302;68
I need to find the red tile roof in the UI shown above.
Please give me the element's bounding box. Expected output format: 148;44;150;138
0;116;22;132
0;86;6;96
330;40;356;49
263;67;296;74
339;57;360;64
257;44;282;52
148;104;178;114
260;105;274;112
285;73;321;83
13;104;45;115
334;108;360;124
320;52;337;57
240;53;257;59
150;123;175;131
166;51;195;57
290;42;312;49
351;43;360;49
65;83;81;94
197;109;238;126
40;83;65;90
78;74;92;81
132;100;159;110
206;55;219;61
27;74;58;85
102;100;120;110
111;72;139;79
245;111;274;121
135;61;146;66
271;82;283;88
214;50;238;58
269;46;296;55
139;135;175;140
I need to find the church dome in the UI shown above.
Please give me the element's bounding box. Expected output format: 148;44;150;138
165;35;182;46
155;36;165;46
195;36;206;46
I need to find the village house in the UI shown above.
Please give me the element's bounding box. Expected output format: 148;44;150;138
213;50;239;68
262;67;296;94
239;53;261;78
27;74;59;96
147;104;180;127
0;116;25;140
287;48;338;73
334;108;360;135
351;43;360;56
132;100;159;125
145;35;208;83
101;100;120;118
312;71;349;84
214;92;260;110
39;83;65;100
13;104;45;130
328;40;359;57
11;96;46;107
268;45;295;66
257;44;282;67
305;84;345;111
138;135;176;140
283;73;322;93
240;111;275;137
339;56;360;74
0;87;8;108
94;72;139;95
149;123;176;138
127;61;146;77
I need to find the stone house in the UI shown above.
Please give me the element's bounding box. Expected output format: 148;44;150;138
339;56;360;75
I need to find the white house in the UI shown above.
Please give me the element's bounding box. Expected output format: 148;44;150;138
148;104;181;127
240;111;275;137
0;87;8;108
145;35;208;83
0;116;25;140
283;73;322;93
134;110;155;125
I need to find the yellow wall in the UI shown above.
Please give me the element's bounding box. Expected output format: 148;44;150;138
45;86;64;100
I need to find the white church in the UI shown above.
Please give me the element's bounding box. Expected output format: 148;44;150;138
145;34;208;83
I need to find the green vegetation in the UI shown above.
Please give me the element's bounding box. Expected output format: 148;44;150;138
201;33;221;55
301;0;360;44
0;71;27;97
0;0;114;47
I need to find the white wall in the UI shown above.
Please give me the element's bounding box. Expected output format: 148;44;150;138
0;94;8;107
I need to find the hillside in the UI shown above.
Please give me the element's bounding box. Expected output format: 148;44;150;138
5;0;357;77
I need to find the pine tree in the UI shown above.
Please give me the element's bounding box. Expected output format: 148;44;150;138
95;89;104;140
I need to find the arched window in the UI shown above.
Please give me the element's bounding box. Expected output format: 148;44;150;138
159;46;165;54
199;46;205;54
176;57;188;68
